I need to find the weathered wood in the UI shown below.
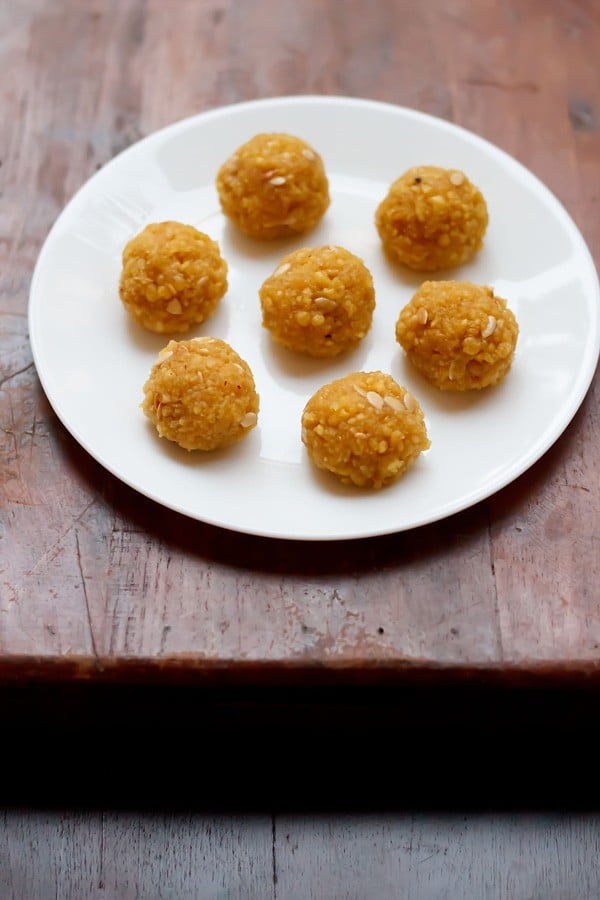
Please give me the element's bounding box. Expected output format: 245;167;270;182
1;0;599;685
0;811;275;900
2;2;599;895
275;814;600;900
3;3;600;896
2;810;600;900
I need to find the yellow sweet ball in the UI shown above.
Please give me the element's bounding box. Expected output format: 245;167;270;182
301;371;430;489
119;221;228;334
216;133;330;239
259;245;376;358
396;280;519;390
375;165;488;271
141;337;259;451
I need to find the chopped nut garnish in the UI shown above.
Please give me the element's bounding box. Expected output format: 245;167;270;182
366;391;384;410
166;299;182;315
450;171;465;186
383;395;404;412
269;176;286;186
302;148;316;160
403;392;417;413
273;263;290;277
240;412;257;428
482;315;497;338
416;307;428;325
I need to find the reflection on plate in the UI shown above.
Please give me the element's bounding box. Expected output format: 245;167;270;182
28;96;600;540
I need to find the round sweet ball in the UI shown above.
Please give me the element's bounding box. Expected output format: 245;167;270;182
259;245;375;357
375;166;488;271
301;371;430;489
119;221;228;334
396;280;519;391
141;337;259;451
216;133;330;239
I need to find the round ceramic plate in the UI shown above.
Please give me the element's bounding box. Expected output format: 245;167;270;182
29;95;600;540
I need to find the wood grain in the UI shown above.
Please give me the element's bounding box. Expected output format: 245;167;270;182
2;810;600;900
2;3;599;896
1;0;599;684
0;811;275;899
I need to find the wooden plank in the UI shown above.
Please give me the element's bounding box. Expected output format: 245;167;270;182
2;810;600;900
0;811;275;900
275;814;600;900
0;0;598;681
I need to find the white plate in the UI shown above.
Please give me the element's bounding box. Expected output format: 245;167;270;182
29;96;600;541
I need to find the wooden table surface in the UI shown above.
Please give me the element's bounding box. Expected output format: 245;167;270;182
3;0;599;689
2;1;600;897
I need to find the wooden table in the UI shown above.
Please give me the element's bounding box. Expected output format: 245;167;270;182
2;1;600;897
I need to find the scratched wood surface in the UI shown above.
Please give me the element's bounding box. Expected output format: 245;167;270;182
1;0;599;684
1;811;600;900
2;3;600;896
